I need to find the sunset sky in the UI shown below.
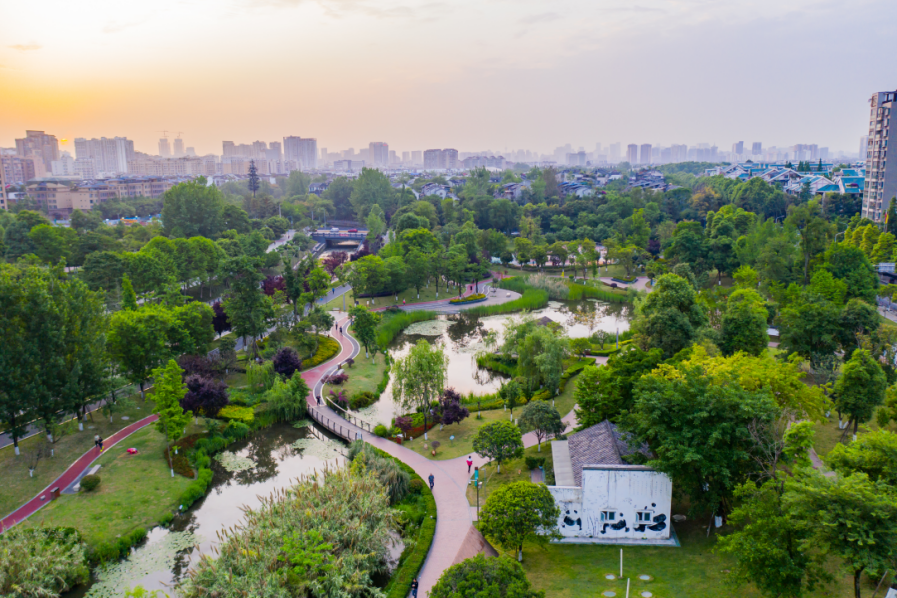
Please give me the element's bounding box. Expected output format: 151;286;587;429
1;0;895;156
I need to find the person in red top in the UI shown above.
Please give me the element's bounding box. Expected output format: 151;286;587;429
466;456;473;474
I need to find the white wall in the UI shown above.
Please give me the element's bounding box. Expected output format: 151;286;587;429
549;466;672;541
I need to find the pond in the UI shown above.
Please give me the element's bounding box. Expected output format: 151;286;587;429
68;422;357;598
354;299;632;427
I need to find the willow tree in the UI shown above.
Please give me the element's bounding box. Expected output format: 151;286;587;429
392;340;448;440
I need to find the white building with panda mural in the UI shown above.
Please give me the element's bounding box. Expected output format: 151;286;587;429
548;420;677;545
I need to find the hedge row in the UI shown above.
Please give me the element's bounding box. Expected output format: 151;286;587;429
375;354;392;397
89;527;147;564
218;405;255;424
363;447;437;598
449;293;487;304
566;281;630;303
302;335;341;369
178;467;214;510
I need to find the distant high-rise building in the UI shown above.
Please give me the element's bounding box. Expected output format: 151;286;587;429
751;142;762;156
860;135;869;160
710;145;719;161
284;136;318;170
267;141;282;162
15;130;59;170
389;150;398;164
609;143;622;162
732;141;744;156
595;142;603;156
0;157;7;210
223;141;236;156
369;142;389;168
173;138;185;157
51;152;76;176
423;149;459;170
411;151;422;165
863;89;897;222
566;152;588;166
402;151;411;163
640;144;652;165
626;144;638;164
671;144;688;163
74;136;135;174
158;138;171;157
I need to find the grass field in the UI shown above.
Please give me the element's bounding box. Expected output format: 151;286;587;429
337;353;388;397
812;409;897;458
0;398;156;519
24;425;196;545
403;410;512;461
466;444;547;506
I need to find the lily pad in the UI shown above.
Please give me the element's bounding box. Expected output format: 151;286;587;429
403;319;451;336
215;450;255;473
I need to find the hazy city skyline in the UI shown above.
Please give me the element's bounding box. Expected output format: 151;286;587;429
2;0;895;155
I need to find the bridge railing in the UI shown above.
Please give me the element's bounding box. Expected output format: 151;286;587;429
308;405;363;442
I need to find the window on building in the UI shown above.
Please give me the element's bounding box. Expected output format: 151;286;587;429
600;511;616;522
636;511;653;522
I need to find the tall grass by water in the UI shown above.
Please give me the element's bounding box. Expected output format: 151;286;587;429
375;310;438;348
567;281;631;303
465;287;549;316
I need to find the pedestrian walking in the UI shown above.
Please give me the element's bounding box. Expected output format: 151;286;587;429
94;435;100;450
410;578;419;598
428;473;434;490
339;326;342;335
98;436;104;452
466;456;473;474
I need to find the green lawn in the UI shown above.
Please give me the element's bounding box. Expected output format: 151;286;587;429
0;398;155;519
25;425;195;545
812;409;897;458
337;353;388;397
466;444;548;506
405;410;512;461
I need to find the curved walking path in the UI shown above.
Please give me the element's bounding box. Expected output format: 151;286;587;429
305;294;584;596
0;414;160;531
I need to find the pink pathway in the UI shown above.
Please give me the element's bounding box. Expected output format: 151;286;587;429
0;414;160;531
307;296;585;596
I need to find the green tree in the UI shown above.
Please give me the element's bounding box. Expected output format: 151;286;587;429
27;224;78;264
349;167;394;219
79;250;126;292
632;273;707;358
430;554;545;598
834;349;886;439
720;288;769;356
161;178;224;238
786;200;834;285
391;339;448;438
472;420;524;473
499;380;522;417
108;305;174;397
573;348;664;428
151;359;191;477
624;362;779;517
785;471;897;598
223;257;274;356
348;305;381;358
518;400;564;451
478;481;560;561
823;243;879;305
404;249;429;299
826;429;897;486
220;204;251;234
777;292;842;361
121;274;138;310
716;480;827;598
516;326;569;395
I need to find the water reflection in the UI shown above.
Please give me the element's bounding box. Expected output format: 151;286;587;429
355;299;632;427
69;423;347;598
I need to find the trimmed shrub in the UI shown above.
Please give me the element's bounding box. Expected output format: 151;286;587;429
409;478;424;494
373;424;390;438
223;420;251;440
323;372;349;385
302;336;341;369
273;347;302;378
217;405;254;425
178;467;214;509
350;391;378;410
449;293;487;304
80;474;101;492
525;455;546;470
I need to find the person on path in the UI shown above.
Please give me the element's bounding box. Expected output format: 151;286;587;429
94;435;100;450
98;436;104;452
410;578;419;598
466;456;473;474
339;326;342;335
428;473;434;490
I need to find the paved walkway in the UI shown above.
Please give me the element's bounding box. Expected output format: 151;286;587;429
0;414;159;531
304;308;585;596
598;276;653;292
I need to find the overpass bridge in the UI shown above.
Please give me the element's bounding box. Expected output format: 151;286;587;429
310;229;367;247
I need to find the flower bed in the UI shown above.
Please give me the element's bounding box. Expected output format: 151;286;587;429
217;405;255;425
449;293;487;304
301;335;341;369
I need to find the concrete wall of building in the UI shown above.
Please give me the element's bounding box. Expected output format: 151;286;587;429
549;466;672;541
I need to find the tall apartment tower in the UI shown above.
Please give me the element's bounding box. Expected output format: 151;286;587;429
671;144;688;163
862;90;897;222
74;137;134;174
15;130;59;170
640;144;652;165
369;142;389;168
159;138;171;157
626;144;638;164
751;142;762;156
0;159;7;210
283;136;318;170
732;141;744;156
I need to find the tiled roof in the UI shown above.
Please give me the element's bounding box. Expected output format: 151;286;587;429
567;420;650;486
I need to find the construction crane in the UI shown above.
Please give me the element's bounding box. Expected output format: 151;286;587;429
157;130;168;138
175;131;184;138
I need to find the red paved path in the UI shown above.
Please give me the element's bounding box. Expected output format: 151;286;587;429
0;414;160;531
